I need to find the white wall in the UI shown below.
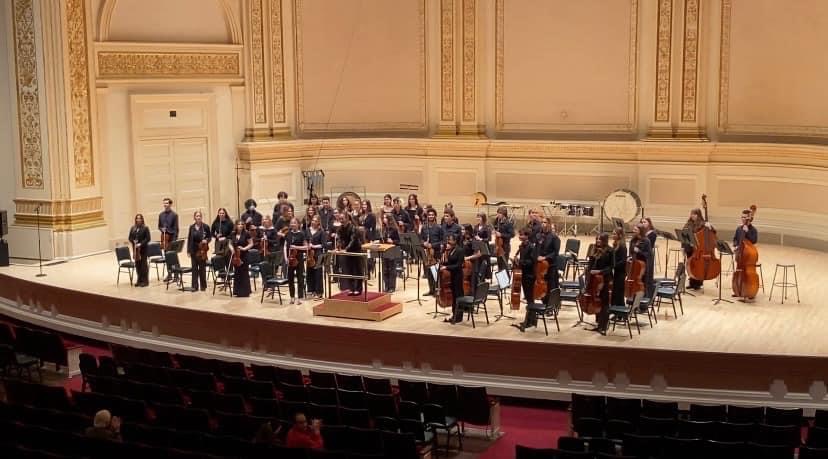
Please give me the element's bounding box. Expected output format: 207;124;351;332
0;1;16;222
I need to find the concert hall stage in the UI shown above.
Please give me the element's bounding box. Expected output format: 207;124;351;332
1;237;827;407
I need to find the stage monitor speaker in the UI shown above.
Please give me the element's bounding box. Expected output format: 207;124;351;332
0;209;7;237
0;240;8;267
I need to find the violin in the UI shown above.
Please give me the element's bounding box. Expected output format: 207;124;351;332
732;204;759;299
307;234;317;269
438;249;454;308
231;234;242;268
687;194;722;281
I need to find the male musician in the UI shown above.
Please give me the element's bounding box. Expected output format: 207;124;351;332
158;198;179;282
128;214;151;287
683;208;714;290
421;208;445;296
318;196;335;232
493;207;515;272
273;191;294;218
513;228;539;332
439;234;465;324
336;211;358;294
241;198;263;227
537;218;561;299
391;197;412;232
186;211;212;292
629;224;652;311
733;209;758;251
285;218;308;304
527;208;543;241
441;209;462;242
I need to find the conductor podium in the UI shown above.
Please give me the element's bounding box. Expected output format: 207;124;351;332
312;291;402;321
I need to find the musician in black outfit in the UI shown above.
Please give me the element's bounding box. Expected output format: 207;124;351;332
285;218;308;304
537;218;561;300
336;213;360;294
273;191;294;219
381;214;401;293
345;226;366;296
319;196;335;232
493;207;514;272
211;208;234;256
158;198;179;282
421;208;445;296
230;220;254;297
241;199;263;227
186;211;213;292
640;217;658;298
682;208;714;290
462;224;484;288
589;233;614;335
306;215;327;298
733;209;758;250
128;214;151;287
514;229;539;332
442;209;462;242
527;208;543;241
629;224;652;310
610;228;628;308
260;215;283;274
405;194;424;232
440;235;465;324
391;198;412;233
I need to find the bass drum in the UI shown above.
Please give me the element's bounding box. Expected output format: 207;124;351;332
603;189;642;223
336;191;362;211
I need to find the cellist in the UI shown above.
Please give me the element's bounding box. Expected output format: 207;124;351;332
439;234;465;324
588;233;613;335
513;228;539;332
536;218;561;302
493;207;515;272
683;208;715;290
628;224;651;311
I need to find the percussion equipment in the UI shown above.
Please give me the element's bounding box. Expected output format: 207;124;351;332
603;189;642;223
582;206;595;217
336;191;362;212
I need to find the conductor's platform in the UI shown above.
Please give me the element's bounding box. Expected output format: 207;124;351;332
313;291;403;321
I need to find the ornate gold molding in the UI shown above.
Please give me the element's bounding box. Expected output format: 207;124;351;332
461;0;475;122
718;0;731;130
654;0;673;123
14;197;105;231
270;0;286;124
12;0;44;189
250;0;267;124
440;0;454;122
67;0;95;187
96;50;242;79
681;0;700;123
495;0;639;132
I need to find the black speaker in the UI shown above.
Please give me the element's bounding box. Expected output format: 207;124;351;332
0;210;7;237
0;240;8;267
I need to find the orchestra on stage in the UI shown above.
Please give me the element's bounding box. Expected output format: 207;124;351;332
125;191;760;335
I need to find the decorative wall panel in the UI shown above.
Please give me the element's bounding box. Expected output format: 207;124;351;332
680;0;700;122
461;0;475;122
250;0;267;124
94;43;244;81
440;0;454;122
270;0;286;124
12;0;44;189
654;0;673;122
67;0;95;187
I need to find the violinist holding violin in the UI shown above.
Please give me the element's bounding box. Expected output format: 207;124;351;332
285;218;309;305
628;224;651;310
260;215;283;271
306;215;327;299
493;207;515;272
186;211;212;292
420;208;445;297
230;220;254;297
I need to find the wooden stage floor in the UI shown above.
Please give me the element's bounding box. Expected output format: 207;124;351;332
2;237;825;359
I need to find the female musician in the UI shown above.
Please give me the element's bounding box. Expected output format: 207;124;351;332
360;200;378;242
128;214;151;287
308;194;321;210
211;208;234;242
442;209;462;242
474;213;493;281
406;194;424;233
306;215;327;299
640;217;658;297
683;208;714;290
241;198;263;227
439;234;465;324
391;197;412;232
351;198;362;221
186;211;213;292
493;207;515;272
230;220;254;297
344;224;366;296
537;218;561;299
302;206;318;232
261;215;283;273
421;208;445;296
285;218;309;304
381;194;394;215
462;224;485;287
514;228;539;332
382;214;401;293
628;223;655;306
588;233;613;335
339;195;352;214
610;228;628;308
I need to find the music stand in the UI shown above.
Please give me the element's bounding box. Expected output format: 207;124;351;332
400;232;424;305
713;240;734;305
655;229;678;275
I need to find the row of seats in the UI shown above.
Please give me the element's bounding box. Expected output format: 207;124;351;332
0;322;78;380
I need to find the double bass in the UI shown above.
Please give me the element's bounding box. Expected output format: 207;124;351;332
732;205;760;299
687;194;722;281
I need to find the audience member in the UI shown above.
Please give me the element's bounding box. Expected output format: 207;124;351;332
84;410;122;441
285;413;323;449
253;421;283;445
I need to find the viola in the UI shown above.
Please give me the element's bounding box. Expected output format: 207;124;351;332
533;258;549;299
687;194;721;281
495;235;505;257
288;247;299;268
307;244;317;269
732;204;760;299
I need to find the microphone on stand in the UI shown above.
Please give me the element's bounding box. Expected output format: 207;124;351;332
35;204;46;277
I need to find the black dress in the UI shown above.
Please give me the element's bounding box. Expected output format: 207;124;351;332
231;231;252;297
128;225;151;286
611;244;628;307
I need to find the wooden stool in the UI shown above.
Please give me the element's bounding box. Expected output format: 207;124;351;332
756;262;765;293
769;263;799;304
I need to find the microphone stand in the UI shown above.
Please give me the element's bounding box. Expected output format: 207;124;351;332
35;205;46;277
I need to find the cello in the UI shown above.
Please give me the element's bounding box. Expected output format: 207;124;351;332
510;242;525;310
732;205;760;299
533;259;549;299
578;245;606;315
687;194;721;282
624;258;646;298
438;250;454;308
